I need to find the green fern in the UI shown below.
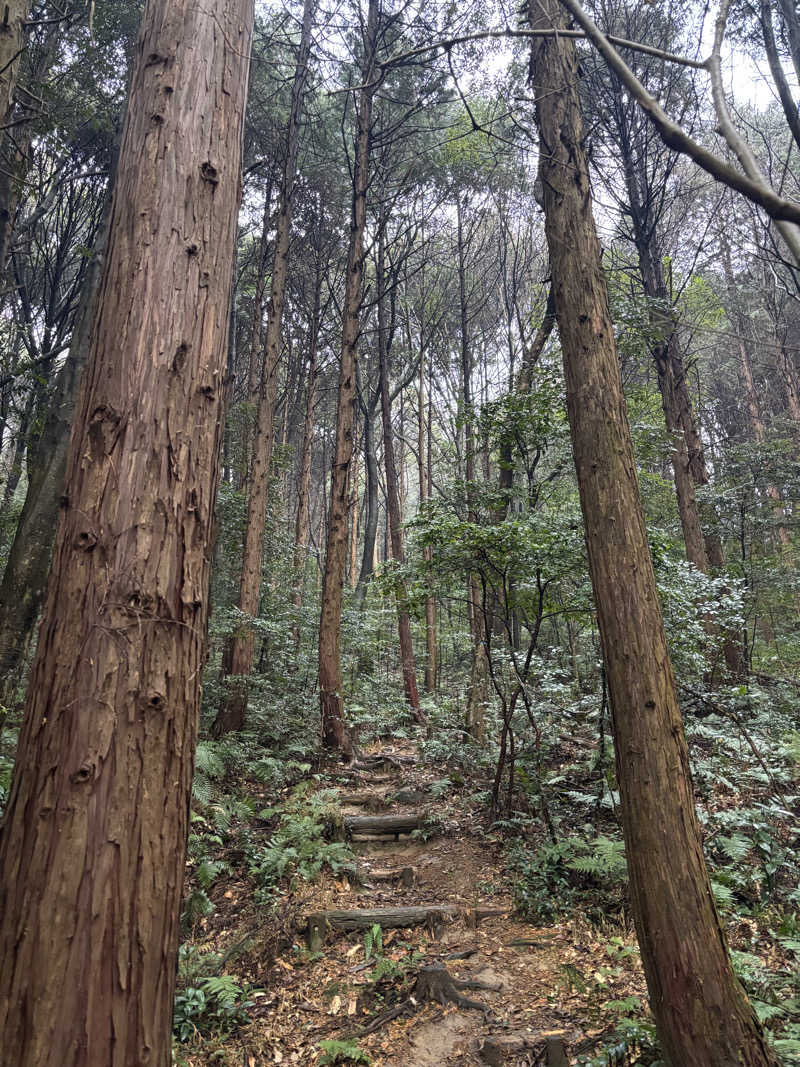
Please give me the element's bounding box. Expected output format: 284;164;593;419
195;741;226;780
201;974;242;1013
752;1000;786;1024
317;1038;371;1065
196;858;227;889
567;835;627;881
718;833;752;863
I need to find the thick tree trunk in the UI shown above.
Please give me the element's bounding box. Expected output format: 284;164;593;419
377;220;422;717
319;0;377;754
212;0;315;737
528;6;776;1066
0;195;109;708
0;0;252;1061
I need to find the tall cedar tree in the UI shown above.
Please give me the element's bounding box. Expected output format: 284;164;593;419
376;216;422;717
319;0;379;752
213;0;317;736
0;0;253;1059
528;1;777;1064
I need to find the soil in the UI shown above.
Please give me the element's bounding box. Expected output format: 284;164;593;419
180;746;650;1066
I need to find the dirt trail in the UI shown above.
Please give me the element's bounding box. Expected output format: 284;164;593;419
193;748;647;1066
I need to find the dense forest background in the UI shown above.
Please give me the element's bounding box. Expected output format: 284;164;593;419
0;0;799;1064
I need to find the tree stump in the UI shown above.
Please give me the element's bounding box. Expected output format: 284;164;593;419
415;962;488;1013
480;1032;569;1066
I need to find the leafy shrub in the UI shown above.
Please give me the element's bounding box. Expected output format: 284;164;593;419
173;945;255;1042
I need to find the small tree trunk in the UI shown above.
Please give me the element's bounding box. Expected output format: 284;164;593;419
212;0;316;737
419;348;437;692
348;408;361;590
354;400;379;611
0;0;30;271
776;341;800;425
377;217;422;717
456;196;487;740
240;177;273;482
0;0;253;1059
0;0;26;128
528;5;777;1065
290;267;320;655
319;0;378;753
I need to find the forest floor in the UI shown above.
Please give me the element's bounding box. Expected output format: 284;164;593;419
177;741;658;1067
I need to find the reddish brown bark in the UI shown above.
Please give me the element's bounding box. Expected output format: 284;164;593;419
348;409;361;590
0;0;253;1060
291;266;320;655
319;0;378;753
212;0;315;736
529;4;777;1065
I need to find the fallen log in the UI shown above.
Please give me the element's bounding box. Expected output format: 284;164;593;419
344;813;423;837
481;1032;569;1066
306;904;509;949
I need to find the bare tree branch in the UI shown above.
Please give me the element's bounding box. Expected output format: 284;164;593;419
554;0;800;236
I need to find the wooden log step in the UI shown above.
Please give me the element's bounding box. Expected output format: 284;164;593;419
350;753;416;772
306;904;509;949
361;865;416;887
337;770;396;785
338;792;390;811
481;1032;569;1066
344;813;423;837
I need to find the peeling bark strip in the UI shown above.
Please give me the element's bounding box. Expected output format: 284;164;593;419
0;0;254;1061
528;3;776;1065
